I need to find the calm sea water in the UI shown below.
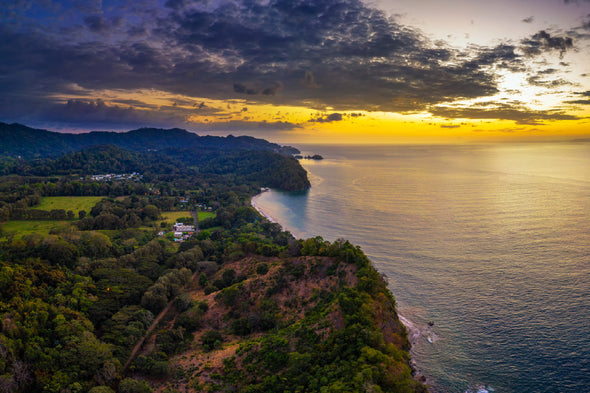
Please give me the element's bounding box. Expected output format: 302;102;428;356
252;143;590;393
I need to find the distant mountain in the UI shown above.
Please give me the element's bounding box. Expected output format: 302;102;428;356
0;122;300;159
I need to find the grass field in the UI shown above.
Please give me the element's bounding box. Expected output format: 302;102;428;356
32;196;104;214
161;211;216;224
1;220;71;238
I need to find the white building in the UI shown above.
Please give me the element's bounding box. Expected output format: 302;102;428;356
173;222;195;232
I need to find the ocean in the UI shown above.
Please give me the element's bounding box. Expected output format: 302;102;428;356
251;143;590;393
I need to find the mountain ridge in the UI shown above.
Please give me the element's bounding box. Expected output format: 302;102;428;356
0;122;299;159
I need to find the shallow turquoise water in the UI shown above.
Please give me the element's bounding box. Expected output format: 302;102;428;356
252;143;590;393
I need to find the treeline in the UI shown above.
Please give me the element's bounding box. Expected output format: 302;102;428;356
1;143;310;192
75;198;160;231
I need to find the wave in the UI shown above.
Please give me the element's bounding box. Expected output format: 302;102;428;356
398;314;439;345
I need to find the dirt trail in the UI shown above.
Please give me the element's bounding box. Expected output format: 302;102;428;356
123;271;199;371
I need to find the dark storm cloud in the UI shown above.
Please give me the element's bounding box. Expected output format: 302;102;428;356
521;30;574;58
0;0;581;129
233;82;283;96
36;98;196;130
233;83;258;95
84;15;108;33
159;0;502;111
165;0;187;10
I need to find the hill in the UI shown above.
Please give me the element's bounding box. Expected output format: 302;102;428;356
0;122;299;159
128;242;427;393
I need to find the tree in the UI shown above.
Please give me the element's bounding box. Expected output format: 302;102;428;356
220;286;240;308
88;386;115;393
201;330;223;351
119;378;152;393
80;232;112;258
142;205;160;221
46;240;78;267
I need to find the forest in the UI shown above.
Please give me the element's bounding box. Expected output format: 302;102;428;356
0;133;426;393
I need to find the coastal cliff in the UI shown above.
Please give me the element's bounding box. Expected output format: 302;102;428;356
130;239;428;393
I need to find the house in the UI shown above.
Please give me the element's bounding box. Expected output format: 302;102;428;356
173;222;195;232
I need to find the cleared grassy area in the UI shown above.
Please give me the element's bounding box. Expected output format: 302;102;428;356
160;211;216;224
1;220;71;238
32;196;104;214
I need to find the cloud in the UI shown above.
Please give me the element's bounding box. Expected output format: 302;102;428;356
565;90;590;104
565;99;590;104
538;68;558;74
303;71;319;88
0;0;585;132
526;75;574;88
431;104;580;125
0;0;509;123
37;98;196;130
521;30;574;58
187;120;301;134
309;113;344;123
233;82;284;96
522;16;534;23
84;15;108;33
462;44;524;72
233;83;258;95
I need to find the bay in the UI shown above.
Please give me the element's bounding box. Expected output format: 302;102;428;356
251;143;590;393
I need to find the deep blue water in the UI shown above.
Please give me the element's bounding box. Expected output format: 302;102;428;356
252;143;590;393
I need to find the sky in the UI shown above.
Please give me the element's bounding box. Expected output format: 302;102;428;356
1;0;590;143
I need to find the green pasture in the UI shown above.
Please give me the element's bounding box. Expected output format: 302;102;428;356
32;196;104;214
1;220;71;238
160;211;216;224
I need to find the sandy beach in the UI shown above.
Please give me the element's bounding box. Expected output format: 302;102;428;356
250;192;277;224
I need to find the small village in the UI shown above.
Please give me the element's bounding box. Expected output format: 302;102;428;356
90;172;143;181
172;222;196;242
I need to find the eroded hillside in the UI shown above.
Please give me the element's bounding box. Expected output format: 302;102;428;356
128;246;426;393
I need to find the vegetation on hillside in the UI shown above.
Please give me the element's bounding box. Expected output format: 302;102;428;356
0;133;426;393
3;144;310;192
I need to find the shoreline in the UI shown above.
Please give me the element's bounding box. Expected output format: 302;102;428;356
250;192;277;224
251;189;433;390
251;189;428;387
